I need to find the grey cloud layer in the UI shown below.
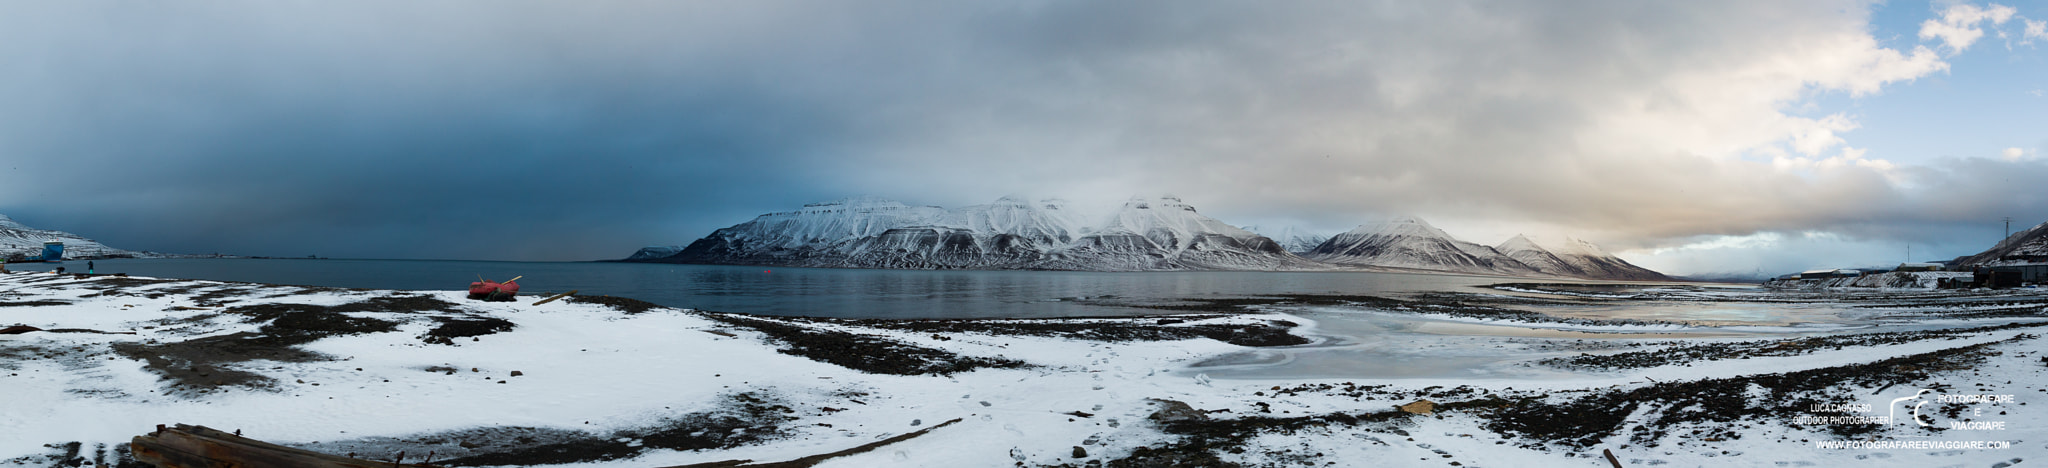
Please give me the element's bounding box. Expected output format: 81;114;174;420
0;1;2036;266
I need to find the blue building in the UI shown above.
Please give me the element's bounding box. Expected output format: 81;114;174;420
37;241;62;262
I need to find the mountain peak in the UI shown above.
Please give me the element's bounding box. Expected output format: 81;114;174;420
1497;234;1546;253
1385;215;1430;225
1122;194;1197;213
633;196;1664;279
1555;236;1610;257
1242;225;1332;254
800;195;913;211
648;195;1312;271
1311;215;1532;274
1546;237;1669;281
1343;216;1448;239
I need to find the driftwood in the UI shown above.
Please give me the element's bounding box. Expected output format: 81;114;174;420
531;290;578;306
132;417;965;468
663;418;964;468
132;424;441;468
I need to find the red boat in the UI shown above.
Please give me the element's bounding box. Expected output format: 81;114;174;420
468;276;522;301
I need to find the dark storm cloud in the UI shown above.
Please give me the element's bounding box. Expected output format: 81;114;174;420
0;2;890;259
0;1;2036;270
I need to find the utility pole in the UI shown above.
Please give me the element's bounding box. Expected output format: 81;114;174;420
2004;217;2014;247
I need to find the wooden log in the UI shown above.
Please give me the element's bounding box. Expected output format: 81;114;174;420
531;290;578;306
661;418;963;468
132;424;440;468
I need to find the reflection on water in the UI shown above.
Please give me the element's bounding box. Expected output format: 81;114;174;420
60;258;1512;318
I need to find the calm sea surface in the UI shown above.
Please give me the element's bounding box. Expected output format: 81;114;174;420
25;258;1512;319
21;259;1920;381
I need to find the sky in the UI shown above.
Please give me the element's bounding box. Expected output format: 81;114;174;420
0;0;2044;277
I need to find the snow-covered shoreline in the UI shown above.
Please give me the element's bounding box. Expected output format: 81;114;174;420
4;271;2045;467
1765;270;1980;290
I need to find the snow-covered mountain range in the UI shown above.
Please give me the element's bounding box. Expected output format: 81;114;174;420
630;196;1669;279
635;195;1322;271
1539;235;1671;281
1302;217;1665;280
0;214;151;260
1240;225;1331;254
1497;234;1580;275
1954;219;2048;266
1306;217;1537;276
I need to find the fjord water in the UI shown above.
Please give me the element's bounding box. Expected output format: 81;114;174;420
63;258;1514;319
53;258;1885;381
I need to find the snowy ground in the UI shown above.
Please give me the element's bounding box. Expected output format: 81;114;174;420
2;272;2045;467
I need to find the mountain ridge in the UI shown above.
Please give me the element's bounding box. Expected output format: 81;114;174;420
0;214;153;260
1954;219;2048;266
1241;225;1333;254
629;196;1670;280
645;195;1321;271
1304;217;1539;276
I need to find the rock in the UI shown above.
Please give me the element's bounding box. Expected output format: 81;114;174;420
1145;399;1206;423
510;370;524;377
1072;446;1088;458
1398;399;1437;415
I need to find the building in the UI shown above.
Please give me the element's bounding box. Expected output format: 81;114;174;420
1798;269;1861;280
1895;262;1943;272
27;241;63;262
1989;264;2048;283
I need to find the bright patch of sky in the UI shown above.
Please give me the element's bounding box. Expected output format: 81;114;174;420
1800;1;2048;168
1646;1;2048;277
1623;228;1994;277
